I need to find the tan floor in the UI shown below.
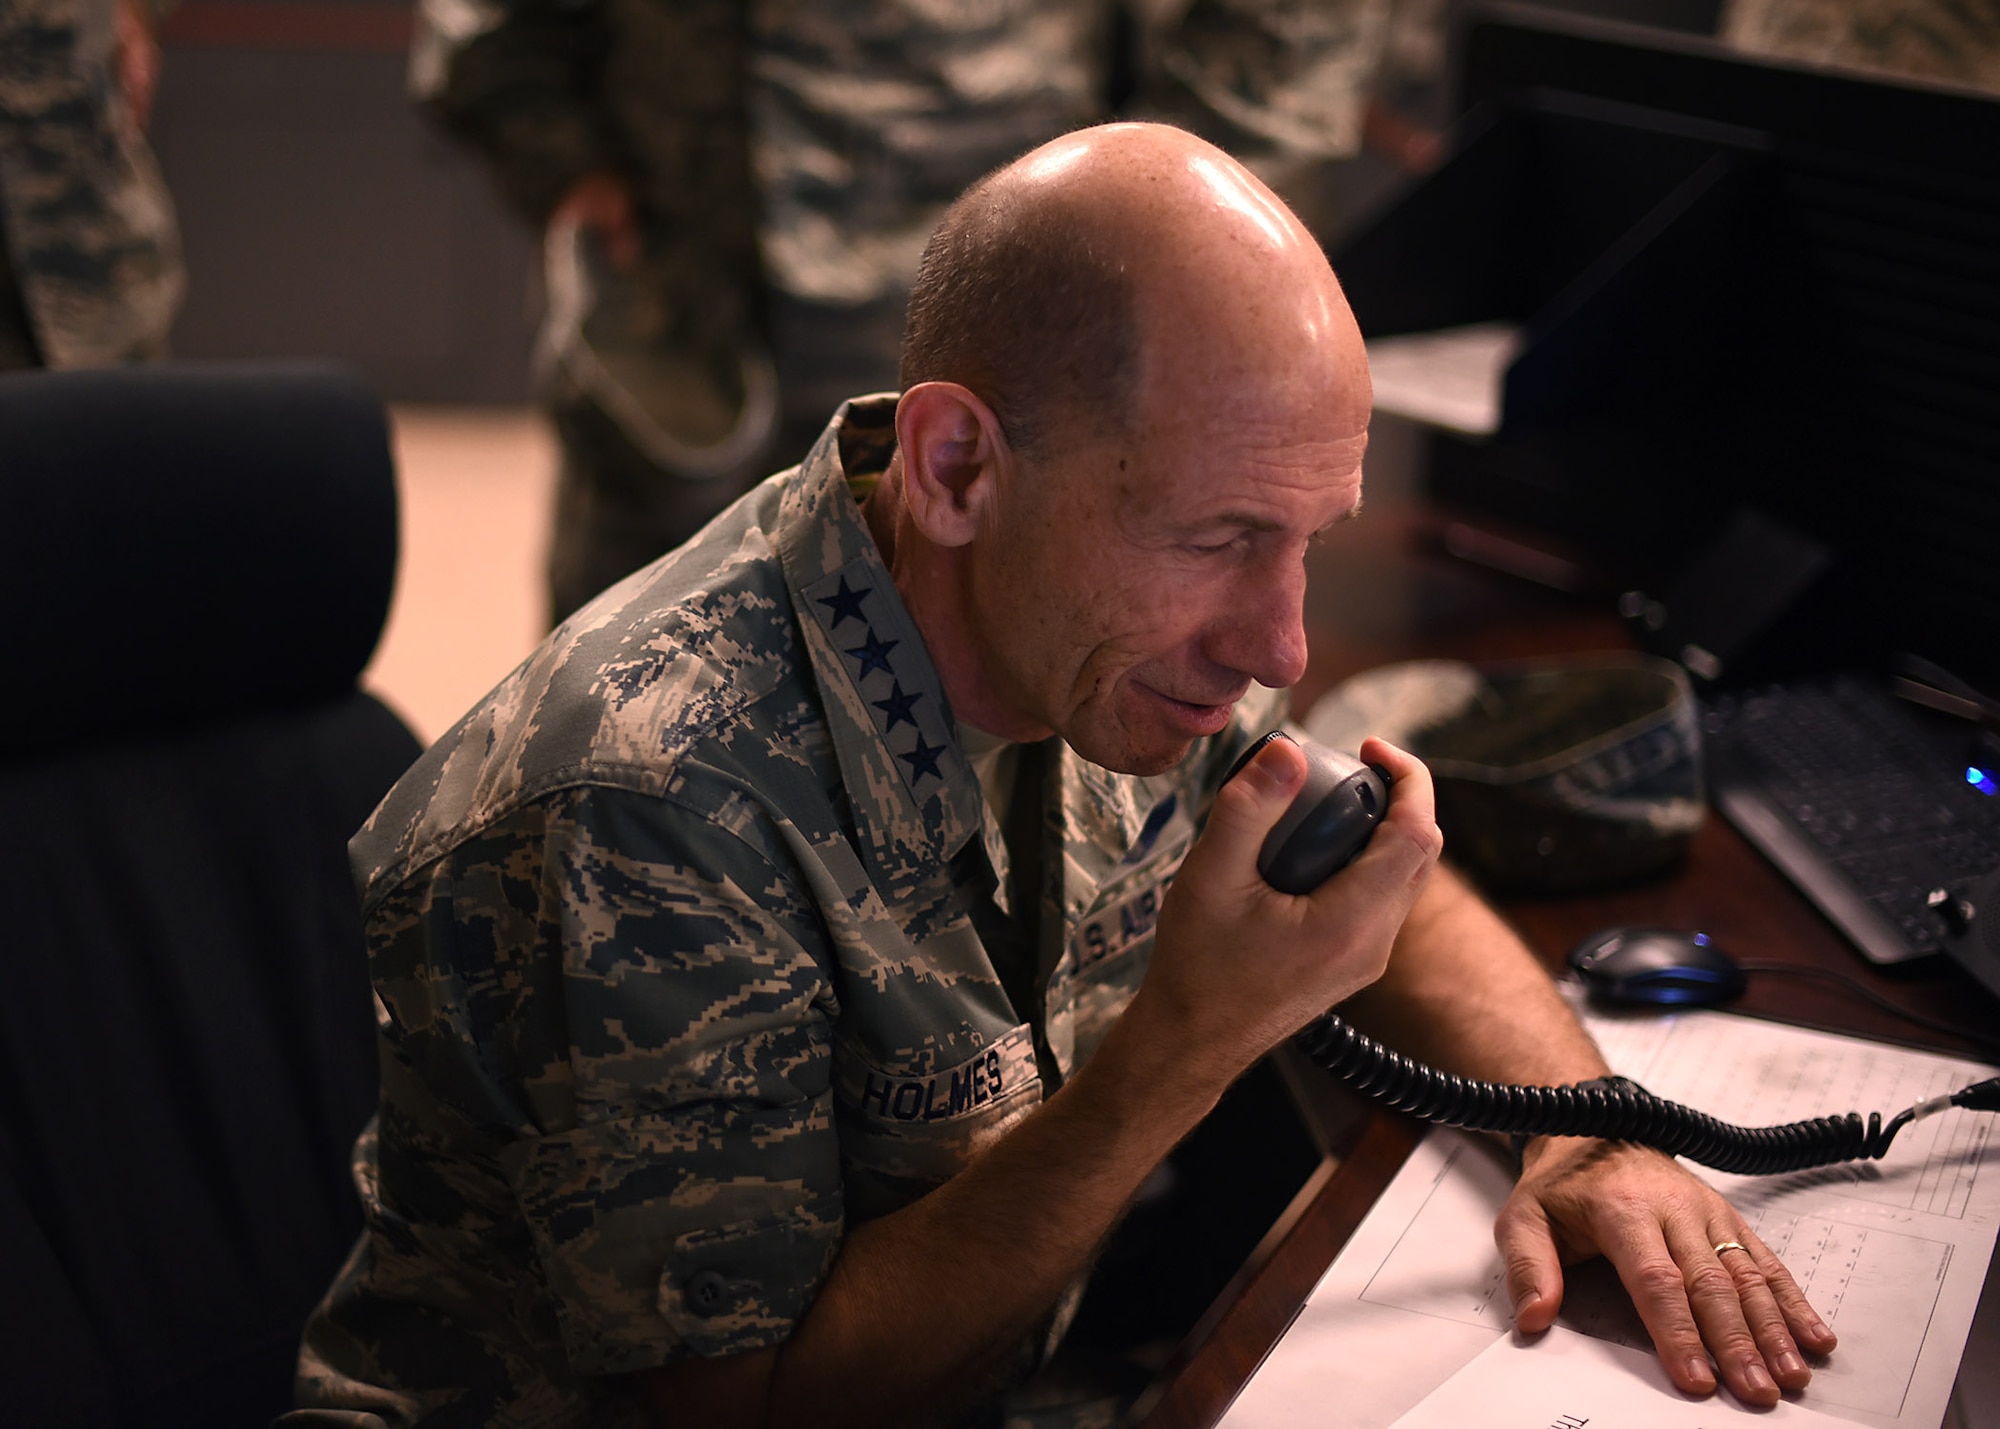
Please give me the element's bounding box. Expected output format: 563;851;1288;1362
362;405;557;745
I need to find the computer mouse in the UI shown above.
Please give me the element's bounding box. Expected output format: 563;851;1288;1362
1567;926;1747;1008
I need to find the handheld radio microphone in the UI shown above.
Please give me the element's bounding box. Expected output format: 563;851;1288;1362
1227;731;2000;1174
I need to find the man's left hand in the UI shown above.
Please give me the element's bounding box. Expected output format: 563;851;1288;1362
1498;1137;1838;1407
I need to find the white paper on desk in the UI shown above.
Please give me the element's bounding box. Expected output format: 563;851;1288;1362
1388;1324;1853;1428
1219;1005;1999;1429
1364;323;1521;435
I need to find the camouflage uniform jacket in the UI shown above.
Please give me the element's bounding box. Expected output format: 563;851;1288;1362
408;0;1389;430
411;0;1389;306
0;0;182;367
295;394;1283;1426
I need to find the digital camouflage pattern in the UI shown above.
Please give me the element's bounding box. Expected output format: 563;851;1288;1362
0;0;181;368
1154;0;1391;161
747;0;1390;306
743;0;1105;309
1721;0;2000;92
291;396;1283;1426
411;0;1387;319
409;0;1390;621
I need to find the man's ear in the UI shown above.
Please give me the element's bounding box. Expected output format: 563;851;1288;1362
894;382;1009;549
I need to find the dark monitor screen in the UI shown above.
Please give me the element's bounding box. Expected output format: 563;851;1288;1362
1334;6;2000;688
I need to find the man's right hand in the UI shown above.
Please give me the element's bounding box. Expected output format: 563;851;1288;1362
1138;734;1442;1076
551;170;641;270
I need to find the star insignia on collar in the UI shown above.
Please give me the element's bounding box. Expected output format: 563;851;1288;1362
846;630;898;681
817;576;871;631
872;681;924;731
898;734;945;785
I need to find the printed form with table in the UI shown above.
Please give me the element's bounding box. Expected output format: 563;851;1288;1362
1218;996;1999;1429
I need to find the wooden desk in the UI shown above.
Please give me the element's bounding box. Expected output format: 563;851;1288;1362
1131;503;2000;1428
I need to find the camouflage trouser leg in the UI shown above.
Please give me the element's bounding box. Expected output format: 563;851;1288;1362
0;205;44;370
544;293;908;628
543;381;770;628
767;292;909;472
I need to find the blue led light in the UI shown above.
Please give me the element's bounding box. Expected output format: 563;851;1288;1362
1969;766;1998;797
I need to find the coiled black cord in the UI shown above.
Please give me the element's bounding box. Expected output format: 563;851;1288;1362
1293;1013;2000;1175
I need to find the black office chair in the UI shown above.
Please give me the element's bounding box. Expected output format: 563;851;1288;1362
0;363;424;1427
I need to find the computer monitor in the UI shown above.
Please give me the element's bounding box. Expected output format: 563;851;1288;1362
1334;5;2000;689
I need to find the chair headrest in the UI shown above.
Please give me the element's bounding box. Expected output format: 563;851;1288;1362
0;362;399;753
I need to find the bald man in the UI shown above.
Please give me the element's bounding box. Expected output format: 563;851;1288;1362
288;124;1833;1428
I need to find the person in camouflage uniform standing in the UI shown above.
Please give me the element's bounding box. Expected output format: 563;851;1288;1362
287;124;1838;1427
0;0;182;370
410;0;1420;626
1720;0;2000;92
410;0;771;627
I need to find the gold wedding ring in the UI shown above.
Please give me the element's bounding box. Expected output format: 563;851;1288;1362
1713;1240;1750;1257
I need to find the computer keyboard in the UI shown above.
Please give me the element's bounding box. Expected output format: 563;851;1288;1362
1702;676;2000;981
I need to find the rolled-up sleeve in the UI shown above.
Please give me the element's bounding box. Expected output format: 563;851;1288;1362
408;0;619;223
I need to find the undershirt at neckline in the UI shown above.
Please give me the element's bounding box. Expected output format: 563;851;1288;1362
958;720;1020;829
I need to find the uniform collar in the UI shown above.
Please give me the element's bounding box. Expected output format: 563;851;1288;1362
778;395;985;897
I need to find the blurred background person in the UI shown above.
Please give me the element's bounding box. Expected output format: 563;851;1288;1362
1719;0;2000;92
0;0;183;370
409;0;1447;627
